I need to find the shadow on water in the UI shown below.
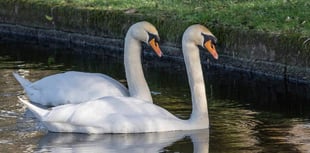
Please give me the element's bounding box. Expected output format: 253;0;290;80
1;41;310;152
206;67;310;117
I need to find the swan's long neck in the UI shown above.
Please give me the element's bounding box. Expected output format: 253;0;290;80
124;34;152;103
182;39;209;125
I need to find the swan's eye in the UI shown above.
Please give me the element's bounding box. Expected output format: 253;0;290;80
148;32;160;43
201;33;217;47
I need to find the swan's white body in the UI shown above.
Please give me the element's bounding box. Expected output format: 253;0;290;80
19;24;218;133
14;72;128;106
14;21;162;106
20;96;205;133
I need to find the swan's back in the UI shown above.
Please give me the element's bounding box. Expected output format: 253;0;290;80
25;71;129;106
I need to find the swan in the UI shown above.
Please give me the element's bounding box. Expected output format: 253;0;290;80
13;21;162;106
18;24;218;133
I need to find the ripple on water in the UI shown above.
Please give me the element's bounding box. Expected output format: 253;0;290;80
288;121;310;152
209;99;262;153
0;110;19;118
0;140;13;144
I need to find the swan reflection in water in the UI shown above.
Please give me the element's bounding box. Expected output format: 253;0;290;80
36;129;209;153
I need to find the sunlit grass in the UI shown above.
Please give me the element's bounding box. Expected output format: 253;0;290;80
24;0;310;35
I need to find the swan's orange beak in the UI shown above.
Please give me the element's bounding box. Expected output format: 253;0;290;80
149;38;163;57
204;40;218;60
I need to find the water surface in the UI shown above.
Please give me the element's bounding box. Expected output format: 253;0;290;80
1;41;310;152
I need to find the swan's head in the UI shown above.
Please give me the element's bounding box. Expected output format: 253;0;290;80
183;24;218;59
128;21;162;57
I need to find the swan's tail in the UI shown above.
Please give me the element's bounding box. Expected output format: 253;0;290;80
18;97;49;120
13;72;31;89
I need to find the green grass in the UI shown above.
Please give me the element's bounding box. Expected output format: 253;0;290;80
19;0;310;36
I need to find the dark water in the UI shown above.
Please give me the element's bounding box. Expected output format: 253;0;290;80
1;41;310;152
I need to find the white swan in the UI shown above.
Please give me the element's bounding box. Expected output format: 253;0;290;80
14;21;162;106
18;24;218;133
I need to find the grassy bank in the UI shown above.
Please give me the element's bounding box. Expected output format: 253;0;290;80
21;0;310;36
